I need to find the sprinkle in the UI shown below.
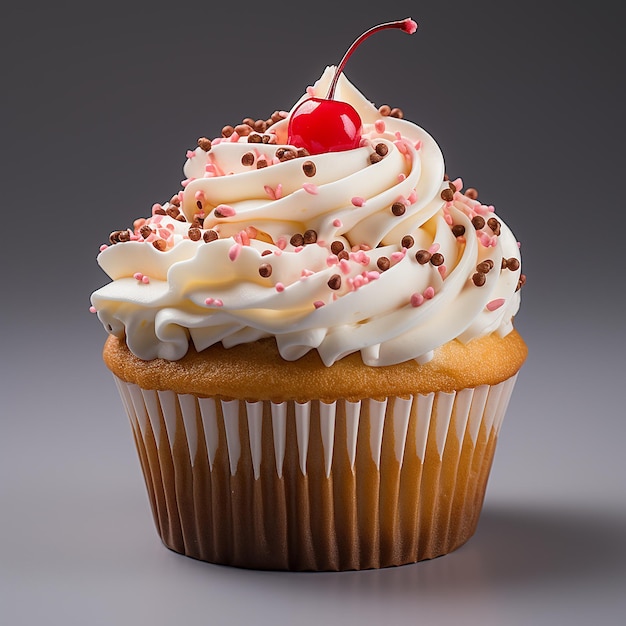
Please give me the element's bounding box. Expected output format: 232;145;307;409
303;229;318;244
142;275;150;284
428;244;441;256
451;224;466;237
450;177;463;192
391;251;405;263
203;230;218;243
99;244;108;252
139;225;153;239
133;272;143;281
326;254;339;266
197;137;212;151
241;152;255;166
327;274;342;290
337;250;349;261
414;140;422;150
430;252;444;267
256;158;268;169
228;243;242;261
391;202;406;216
472;273;486;287
332;218;342;228
477;259;494;273
89;306;97;313
378;105;391;116
407;190;418;204
366;271;380;281
275;283;285;292
313;300;325;309
351;250;370;265
300;269;314;278
423;286;435;300
410;293;424;307
214;204;236;218
186;150;195;159
303;183;318;194
339;259;351;275
302;160;316;177
290;233;305;247
486;298;505;311
401;235;414;249
465;187;478;200
188;227;202;241
506;257;520;271
375;119;386;133
153;239;167;251
351;196;365;207
472;215;486;230
377;256;390;271
277;237;287;250
438;265;447;278
265;184;282;200
397;173;406;182
441;188;454;202
259;263;272;277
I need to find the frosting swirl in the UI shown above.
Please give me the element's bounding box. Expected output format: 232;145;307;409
91;68;523;366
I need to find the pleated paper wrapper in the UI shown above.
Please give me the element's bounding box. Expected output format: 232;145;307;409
114;374;518;571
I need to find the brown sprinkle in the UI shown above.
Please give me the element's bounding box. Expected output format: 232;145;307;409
197;137;212;152
377;256;391;271
506;257;520;271
166;206;180;218
153;239;167;251
451;224;466;237
297;148;310;158
401;235;414;249
472;272;486;287
449;181;457;191
390;107;404;119
258;263;272;278
331;240;344;255
487;217;501;235
378;104;392;116
391;202;406;216
261;249;272;256
187;227;202;241
139;225;152;239
337;250;350;261
516;274;527;291
476;260;494;274
247;133;263;144
256;158;268;169
430;252;445;267
441;188;454;202
375;143;389;157
203;229;218;243
415;249;431;264
153;207;166;216
472;215;486;230
169;195;181;206
241;152;255;166
254;119;268;133
234;124;252;136
369;153;383;164
465;187;478;200
276;147;297;162
303;229;318;244
176;214;187;222
302;160;316;177
290;233;304;247
109;230;123;244
221;125;234;138
327;274;342;290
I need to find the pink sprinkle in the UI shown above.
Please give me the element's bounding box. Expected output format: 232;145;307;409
351;196;365;207
438;265;447;278
133;272;143;281
277;237;287;250
152;215;163;224
275;283;285;292
273;249;283;256
142;275;150;284
332;219;342;228
301;269;314;278
194;190;205;200
366;271;380;281
351;250;370;265
152;203;163;215
158;229;171;239
375;119;386;133
229;131;240;142
423;286;435;300
264;184;283;200
181;179;190;187
246;226;259;239
215;204;236;217
99;244;108;252
414;140;422;150
450;177;463;192
410;293;424;307
228;243;242;261
313;300;325;309
408;191;418;204
428;243;440;254
326;255;339;266
294;246;304;253
391;251;405;263
89;306;97;314
186;150;195;159
205;297;214;305
486;298;505;312
397;173;406;182
306;86;315;97
303;183;318;195
444;213;453;225
394;140;408;155
166;223;175;231
214;299;223;307
478;232;492;247
339;259;351;275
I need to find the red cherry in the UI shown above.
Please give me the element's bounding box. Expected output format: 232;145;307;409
287;18;418;155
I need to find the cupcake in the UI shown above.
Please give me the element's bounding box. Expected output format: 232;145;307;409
91;19;527;571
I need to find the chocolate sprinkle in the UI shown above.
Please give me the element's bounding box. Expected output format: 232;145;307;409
477;259;494;273
221;125;234;138
430;252;444;267
139;225;152;239
153;239;167;251
415;249;431;264
487;217;501;235
303;229;318;244
188;227;202;241
472;272;486;287
203;230;218;243
472;215;486;230
369;153;383;164
331;241;345;255
258;263;272;278
441;188;454;202
375;143;389;157
337;250;350;261
290;233;304;247
451;224;466;237
401;235;414;249
197;137;212;152
378;104;392;116
302;160;316;177
391;202;406;216
465;187;478;200
377;256;391;271
327;274;342;290
241;152;255;166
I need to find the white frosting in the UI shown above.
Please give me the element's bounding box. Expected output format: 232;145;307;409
91;69;522;366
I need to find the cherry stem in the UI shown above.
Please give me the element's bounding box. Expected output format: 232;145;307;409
326;18;418;100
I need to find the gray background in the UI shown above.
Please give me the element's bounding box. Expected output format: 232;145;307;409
1;1;625;624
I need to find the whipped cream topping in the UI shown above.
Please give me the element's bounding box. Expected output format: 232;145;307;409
91;68;523;366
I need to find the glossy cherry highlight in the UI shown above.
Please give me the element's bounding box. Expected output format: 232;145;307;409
287;18;418;155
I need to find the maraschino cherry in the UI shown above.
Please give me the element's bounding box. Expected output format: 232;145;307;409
287;18;418;155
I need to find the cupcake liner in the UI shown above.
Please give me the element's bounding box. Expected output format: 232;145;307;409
114;374;518;571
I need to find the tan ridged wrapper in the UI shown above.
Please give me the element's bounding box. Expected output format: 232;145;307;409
104;330;527;570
